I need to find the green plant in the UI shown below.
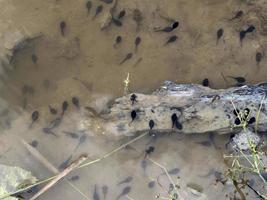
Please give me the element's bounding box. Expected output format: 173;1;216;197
222;98;267;199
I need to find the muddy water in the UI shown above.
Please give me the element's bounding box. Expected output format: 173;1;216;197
0;0;266;199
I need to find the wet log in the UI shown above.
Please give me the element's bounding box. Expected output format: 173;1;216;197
96;81;267;137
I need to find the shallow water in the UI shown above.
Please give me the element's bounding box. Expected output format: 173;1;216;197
0;0;266;199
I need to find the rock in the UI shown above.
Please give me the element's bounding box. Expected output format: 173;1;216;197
232;129;261;151
90;81;267;136
100;11;113;30
0;164;37;199
3;31;26;50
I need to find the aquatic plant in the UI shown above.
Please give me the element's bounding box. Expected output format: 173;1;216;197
222;98;267;199
123;72;130;95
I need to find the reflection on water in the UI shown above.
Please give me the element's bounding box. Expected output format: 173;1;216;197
0;0;266;199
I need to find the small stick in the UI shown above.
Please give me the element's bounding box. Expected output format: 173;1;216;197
21;139;90;199
21;139;58;173
30;154;88;200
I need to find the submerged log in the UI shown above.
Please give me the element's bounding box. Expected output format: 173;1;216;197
93;81;267;137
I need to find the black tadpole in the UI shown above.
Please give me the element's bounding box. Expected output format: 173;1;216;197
86;1;92;15
59;21;66;36
48;105;57;115
134;36;141;53
72;96;80;108
171;113;178;128
29;110;39;129
256;52;263;66
149;119;155;130
116;35;122;43
164;35;178;46
171;113;183;130
149;119;155;137
130;93;137;105
246;25;255;33
239;31;246;46
31;54;38;64
117;10;126;19
61;101;69;117
113;36;122;48
92;5;103;20
145;146;155;158
227;76;246;83
119;53;133;65
112;18;122;27
129;110;137;125
202;78;209;87
230;10;243;20
172;21;179;29
216;28;224;45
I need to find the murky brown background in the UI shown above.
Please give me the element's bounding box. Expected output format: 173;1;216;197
0;0;266;199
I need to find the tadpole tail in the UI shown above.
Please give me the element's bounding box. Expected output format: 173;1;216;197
240;39;243;47
119;58;127;65
60;29;65;37
92;14;97;20
134;46;138;53
163;42;168;47
28;121;34;129
154;29;163;32
61;111;65;118
50;130;58;137
128;120;134;126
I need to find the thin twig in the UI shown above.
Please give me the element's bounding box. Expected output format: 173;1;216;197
77;132;148;169
21;139;90;200
148;157;184;200
21;139;58;173
29;154;88;200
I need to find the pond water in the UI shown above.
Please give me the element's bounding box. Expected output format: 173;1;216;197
0;0;266;199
